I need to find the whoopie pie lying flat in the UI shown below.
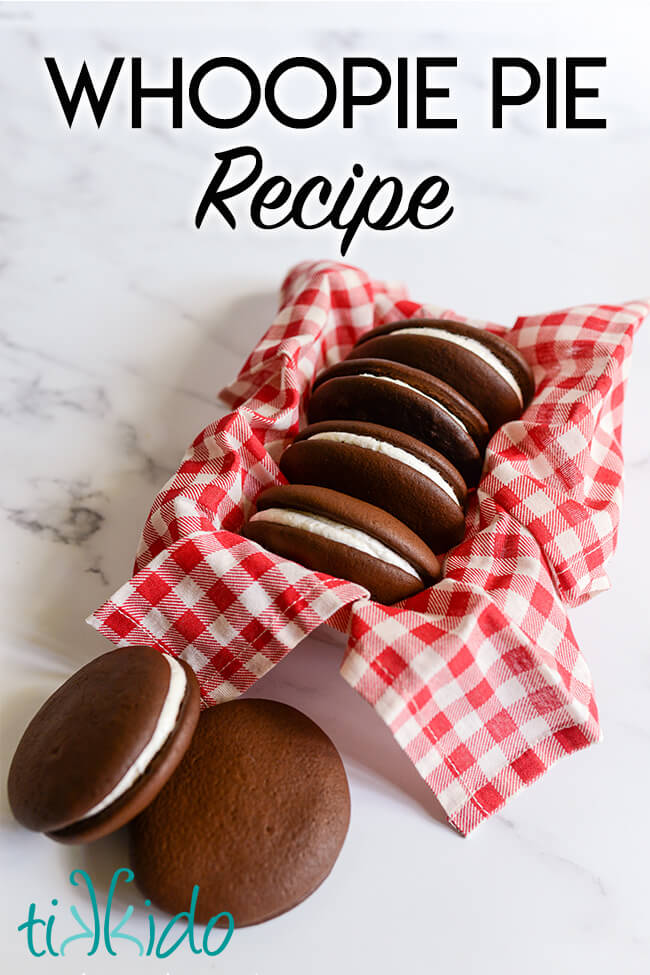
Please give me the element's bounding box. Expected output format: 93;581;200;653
245;484;441;604
348;319;535;434
307;357;489;487
8;646;200;844
280;420;467;553
129;699;351;927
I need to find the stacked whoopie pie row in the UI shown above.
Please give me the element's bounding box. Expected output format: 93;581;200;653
246;319;535;604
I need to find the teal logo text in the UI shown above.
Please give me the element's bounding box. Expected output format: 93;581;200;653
17;867;234;959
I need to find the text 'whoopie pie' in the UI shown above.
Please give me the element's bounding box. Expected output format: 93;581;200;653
307;357;489;487
349;318;535;433
8;646;200;844
280;420;467;553
245;484;440;604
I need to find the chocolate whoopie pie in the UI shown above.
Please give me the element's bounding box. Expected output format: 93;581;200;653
307;357;489;486
7;646;200;844
129;699;351;927
280;420;467;553
349;319;535;434
245;484;440;604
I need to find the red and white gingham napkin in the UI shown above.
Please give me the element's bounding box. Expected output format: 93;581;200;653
88;261;649;835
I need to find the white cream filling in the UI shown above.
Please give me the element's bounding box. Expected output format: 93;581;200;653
80;655;187;821
249;508;421;579
394;326;524;407
356;373;469;434
306;431;461;508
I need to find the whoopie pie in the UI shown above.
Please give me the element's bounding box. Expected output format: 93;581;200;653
307;357;489;487
280;419;467;553
245;484;441;604
348;318;535;433
8;646;201;844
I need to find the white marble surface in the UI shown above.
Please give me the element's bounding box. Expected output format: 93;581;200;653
1;3;649;973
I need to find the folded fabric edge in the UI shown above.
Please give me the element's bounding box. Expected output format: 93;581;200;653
340;644;601;836
512;298;650;334
86;549;369;708
446;724;600;835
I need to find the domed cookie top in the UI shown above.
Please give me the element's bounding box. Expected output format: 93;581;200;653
308;357;489;487
349;319;535;434
129;699;351;927
280;420;467;554
8;646;201;844
245;483;441;604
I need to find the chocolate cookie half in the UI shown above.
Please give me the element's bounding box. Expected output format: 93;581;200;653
129;699;351;927
8;646;201;844
349;319;535;433
308;357;489;486
245;484;440;604
280;420;467;553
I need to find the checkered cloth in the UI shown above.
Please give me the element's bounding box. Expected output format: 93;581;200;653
88;261;649;835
